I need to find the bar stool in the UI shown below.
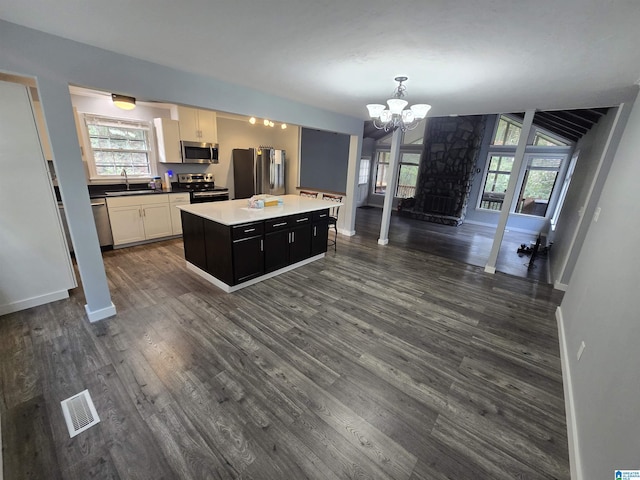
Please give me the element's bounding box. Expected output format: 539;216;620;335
321;194;342;251
299;190;318;198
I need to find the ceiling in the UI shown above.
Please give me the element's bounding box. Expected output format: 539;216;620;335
1;0;639;120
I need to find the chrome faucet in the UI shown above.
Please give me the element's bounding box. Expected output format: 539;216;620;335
121;168;129;190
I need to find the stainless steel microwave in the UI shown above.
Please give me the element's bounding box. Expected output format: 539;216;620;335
180;141;219;164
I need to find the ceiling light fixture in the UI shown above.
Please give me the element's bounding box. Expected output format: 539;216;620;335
250;117;285;128
366;76;431;132
111;94;136;110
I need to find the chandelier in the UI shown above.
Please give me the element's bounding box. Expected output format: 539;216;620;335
366;76;431;132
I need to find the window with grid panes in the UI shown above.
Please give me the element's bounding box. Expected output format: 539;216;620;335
83;114;154;179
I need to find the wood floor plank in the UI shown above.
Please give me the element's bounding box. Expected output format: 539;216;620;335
1;396;62;480
0;207;570;479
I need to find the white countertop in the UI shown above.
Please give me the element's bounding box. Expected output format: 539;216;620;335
177;195;342;226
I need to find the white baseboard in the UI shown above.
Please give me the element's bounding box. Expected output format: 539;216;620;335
554;281;569;291
85;302;117;322
338;228;355;236
556;306;582;480
186;253;326;293
0;289;69;316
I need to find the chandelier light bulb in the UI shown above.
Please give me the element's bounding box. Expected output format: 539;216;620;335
264;119;270;126
387;98;408;115
411;104;432;119
366;104;385;119
281;123;287;129
249;117;256;124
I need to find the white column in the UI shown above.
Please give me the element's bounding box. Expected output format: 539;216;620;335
378;128;402;245
38;78;116;321
341;134;362;236
484;109;535;273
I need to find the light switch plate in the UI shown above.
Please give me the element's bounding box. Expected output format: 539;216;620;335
593;207;601;222
577;341;586;361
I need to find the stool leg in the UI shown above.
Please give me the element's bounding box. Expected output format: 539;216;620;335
333;225;337;251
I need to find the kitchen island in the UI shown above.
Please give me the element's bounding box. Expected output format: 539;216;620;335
177;195;340;292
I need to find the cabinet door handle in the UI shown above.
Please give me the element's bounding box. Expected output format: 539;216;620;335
297;217;308;222
139;208;142;217
260;239;263;251
273;222;287;227
244;228;255;233
313;226;317;236
292;231;295;243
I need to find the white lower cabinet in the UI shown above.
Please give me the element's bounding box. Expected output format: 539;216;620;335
107;194;174;247
169;193;190;235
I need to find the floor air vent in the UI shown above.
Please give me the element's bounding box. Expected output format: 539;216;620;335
60;389;100;438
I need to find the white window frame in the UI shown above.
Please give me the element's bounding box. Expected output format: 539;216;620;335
476;146;571;218
490;114;571;148
80;113;157;182
359;158;371;185
372;145;423;198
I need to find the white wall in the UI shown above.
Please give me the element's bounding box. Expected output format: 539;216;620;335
558;94;640;479
0;80;76;315
548;106;631;288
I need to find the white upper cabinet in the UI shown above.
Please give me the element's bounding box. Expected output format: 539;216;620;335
154;118;182;163
177;105;217;144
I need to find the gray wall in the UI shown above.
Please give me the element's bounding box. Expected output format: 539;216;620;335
300;128;350;194
558;94;639;479
548;107;630;287
0;19;363;319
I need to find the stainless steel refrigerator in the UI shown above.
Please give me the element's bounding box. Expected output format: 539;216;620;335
232;148;286;199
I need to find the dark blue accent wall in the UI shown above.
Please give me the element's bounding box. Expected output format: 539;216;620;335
300;128;350;193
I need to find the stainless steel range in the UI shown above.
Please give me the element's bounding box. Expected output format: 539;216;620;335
177;173;229;203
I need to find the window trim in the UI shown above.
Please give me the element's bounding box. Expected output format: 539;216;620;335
476;149;571;218
358;157;371;185
371;145;423;198
80;113;157;182
491;114;572;148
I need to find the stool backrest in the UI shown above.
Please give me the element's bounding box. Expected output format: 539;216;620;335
321;193;342;219
299;190;318;198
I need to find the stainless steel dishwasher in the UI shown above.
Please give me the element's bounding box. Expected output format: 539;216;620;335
58;198;113;252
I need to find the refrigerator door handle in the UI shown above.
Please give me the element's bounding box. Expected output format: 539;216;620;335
270;151;275;189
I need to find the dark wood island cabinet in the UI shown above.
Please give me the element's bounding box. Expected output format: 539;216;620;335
178;195;341;292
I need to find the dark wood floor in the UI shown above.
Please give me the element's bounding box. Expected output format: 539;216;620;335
1;212;568;479
356;207;550;283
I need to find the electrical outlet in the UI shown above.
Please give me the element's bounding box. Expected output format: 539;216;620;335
577;341;586;361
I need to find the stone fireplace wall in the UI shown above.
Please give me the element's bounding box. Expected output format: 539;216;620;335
405;115;488;226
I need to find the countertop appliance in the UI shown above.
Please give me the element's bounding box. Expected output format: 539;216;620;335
181;140;218;164
232;147;285;199
177;173;229;203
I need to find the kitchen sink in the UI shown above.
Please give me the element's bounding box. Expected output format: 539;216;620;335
105;190;159;196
